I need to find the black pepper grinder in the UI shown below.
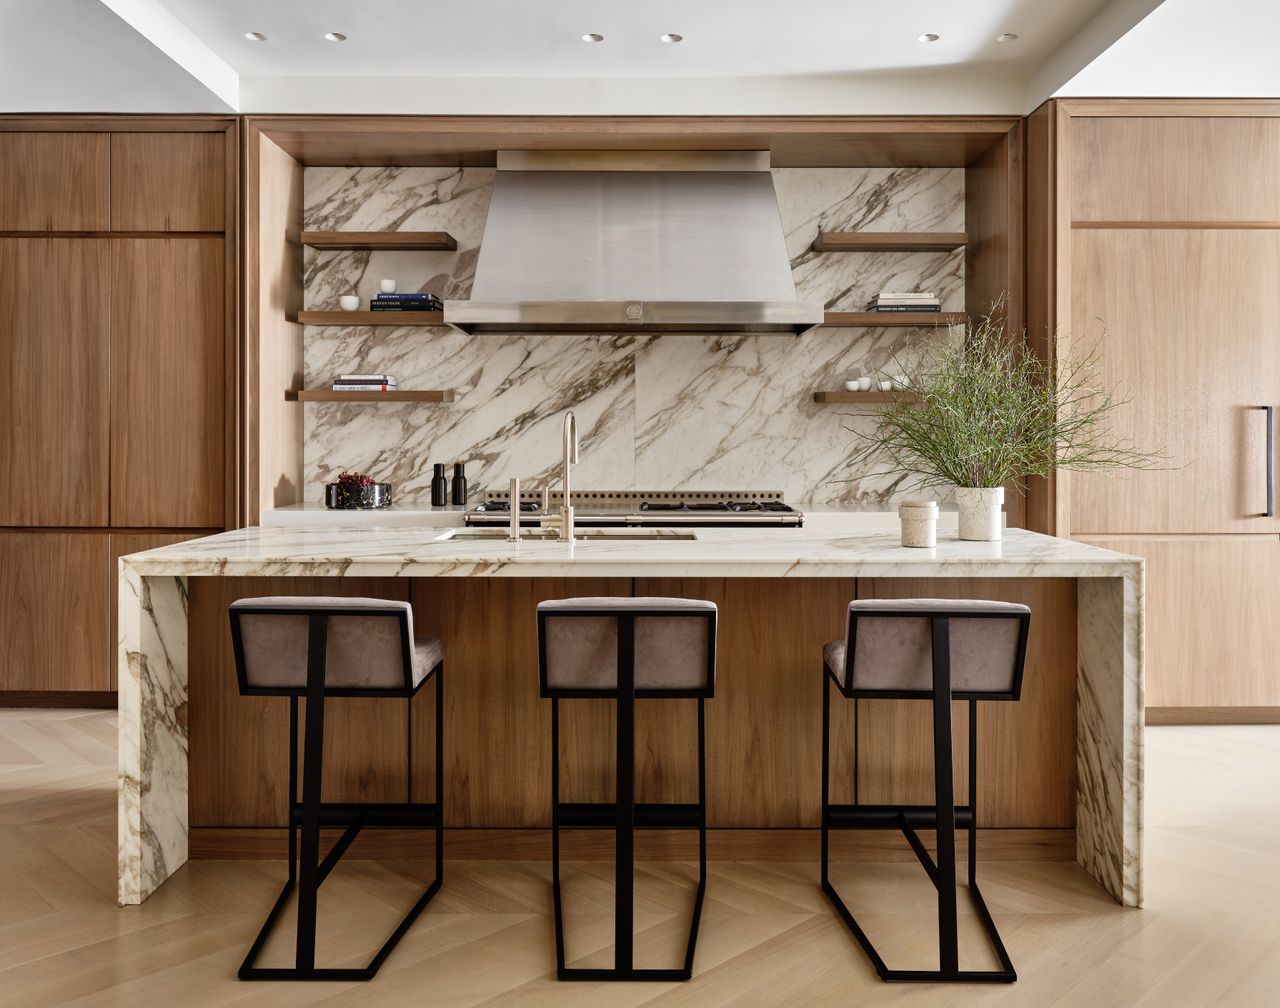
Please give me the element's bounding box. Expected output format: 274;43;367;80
431;463;448;506
451;462;468;505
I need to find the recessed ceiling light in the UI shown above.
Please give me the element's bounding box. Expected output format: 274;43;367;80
243;31;267;42
661;33;683;44
323;32;347;42
582;33;604;43
995;33;1019;42
918;33;940;43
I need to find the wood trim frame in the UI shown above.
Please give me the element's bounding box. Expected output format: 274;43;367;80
190;826;1076;862
1147;706;1280;726
246;114;1025;168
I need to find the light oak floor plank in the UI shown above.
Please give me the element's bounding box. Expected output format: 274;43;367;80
0;711;1277;1006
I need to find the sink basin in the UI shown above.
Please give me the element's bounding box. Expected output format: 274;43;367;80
436;528;697;542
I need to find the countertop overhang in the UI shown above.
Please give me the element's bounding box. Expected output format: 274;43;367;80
121;525;1142;580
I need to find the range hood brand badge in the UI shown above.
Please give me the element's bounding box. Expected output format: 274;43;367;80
624;302;643;321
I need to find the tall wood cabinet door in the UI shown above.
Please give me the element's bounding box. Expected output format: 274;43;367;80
0;532;110;691
1077;536;1280;708
1069;229;1280;534
110;133;225;232
110;238;224;527
0;133;109;230
0;238;110;525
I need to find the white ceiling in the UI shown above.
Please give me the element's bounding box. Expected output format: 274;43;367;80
155;0;1111;79
0;0;231;112
4;0;1276;116
1057;0;1280;96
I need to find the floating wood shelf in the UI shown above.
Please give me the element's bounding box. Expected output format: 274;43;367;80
301;231;458;251
812;231;967;253
286;389;456;403
813;390;919;404
821;311;965;327
292;310;447;326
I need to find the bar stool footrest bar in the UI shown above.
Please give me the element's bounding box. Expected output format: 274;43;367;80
555;801;702;829
289;801;439;829
825;804;974;830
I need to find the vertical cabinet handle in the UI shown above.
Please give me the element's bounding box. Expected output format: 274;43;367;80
1262;406;1275;518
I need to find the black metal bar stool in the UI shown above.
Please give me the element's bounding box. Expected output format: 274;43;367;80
537;596;716;982
820;598;1030;984
229;596;445;981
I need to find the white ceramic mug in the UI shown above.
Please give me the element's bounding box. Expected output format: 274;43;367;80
339;295;360;311
844;379;860;392
380;278;396;294
878;379;893;392
858;376;873;392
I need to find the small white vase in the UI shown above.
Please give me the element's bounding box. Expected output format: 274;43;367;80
955;486;1004;541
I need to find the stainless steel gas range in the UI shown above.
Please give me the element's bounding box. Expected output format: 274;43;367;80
463;490;804;528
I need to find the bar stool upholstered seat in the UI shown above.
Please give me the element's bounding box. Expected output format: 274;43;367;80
538;596;716;982
229;596;445;982
820;598;1030;984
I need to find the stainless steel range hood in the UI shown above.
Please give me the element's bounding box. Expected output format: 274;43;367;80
444;150;824;336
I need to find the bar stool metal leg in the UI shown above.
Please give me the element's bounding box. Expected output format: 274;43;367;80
550;612;708;982
238;615;445;982
820;615;1017;983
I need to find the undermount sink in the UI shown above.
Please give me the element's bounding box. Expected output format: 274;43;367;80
436;528;698;542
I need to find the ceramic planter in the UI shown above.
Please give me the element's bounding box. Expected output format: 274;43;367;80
955;486;1004;541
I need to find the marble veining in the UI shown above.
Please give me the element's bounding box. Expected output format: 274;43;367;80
116;528;1143;909
301;167;966;506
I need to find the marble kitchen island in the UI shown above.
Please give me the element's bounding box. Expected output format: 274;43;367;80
117;525;1143;911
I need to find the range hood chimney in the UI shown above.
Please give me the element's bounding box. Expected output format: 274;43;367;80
444;150;824;336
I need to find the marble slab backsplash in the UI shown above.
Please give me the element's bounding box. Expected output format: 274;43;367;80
301;166;964;507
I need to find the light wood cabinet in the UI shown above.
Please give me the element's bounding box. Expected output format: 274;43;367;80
0;533;110;692
1068;228;1280;535
1071;117;1280;222
0;133;109;231
110;238;225;527
1078;536;1280;708
0;238;110;526
110;133;225;232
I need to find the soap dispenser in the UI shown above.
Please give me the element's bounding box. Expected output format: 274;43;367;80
431;463;448;506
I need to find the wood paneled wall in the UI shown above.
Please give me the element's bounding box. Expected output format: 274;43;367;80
0;118;237;699
188;575;1077;834
1029;99;1280;720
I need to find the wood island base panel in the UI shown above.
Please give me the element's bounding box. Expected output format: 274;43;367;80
116;526;1143;909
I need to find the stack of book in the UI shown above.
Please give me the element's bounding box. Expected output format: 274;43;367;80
369;292;443;312
865;291;941;313
332;373;398;392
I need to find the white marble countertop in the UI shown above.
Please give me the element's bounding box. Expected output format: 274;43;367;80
123;524;1139;580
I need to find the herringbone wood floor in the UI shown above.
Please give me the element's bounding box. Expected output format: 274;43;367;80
1;710;1278;1007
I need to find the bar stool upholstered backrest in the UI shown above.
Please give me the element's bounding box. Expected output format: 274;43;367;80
230;596;443;697
538;597;716;696
825;598;1030;700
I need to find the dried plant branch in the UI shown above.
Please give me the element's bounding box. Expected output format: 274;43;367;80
842;302;1166;492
